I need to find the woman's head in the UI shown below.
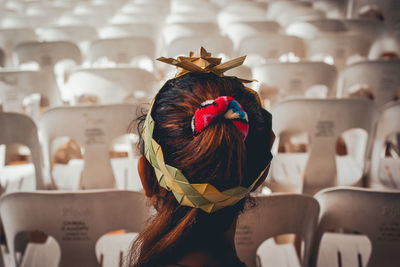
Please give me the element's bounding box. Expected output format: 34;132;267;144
131;72;273;266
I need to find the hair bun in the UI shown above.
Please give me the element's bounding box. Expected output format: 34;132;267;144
191;96;249;140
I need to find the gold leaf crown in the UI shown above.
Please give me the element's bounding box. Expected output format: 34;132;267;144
157;47;254;84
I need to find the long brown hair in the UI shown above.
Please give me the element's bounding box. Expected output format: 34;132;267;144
128;72;272;267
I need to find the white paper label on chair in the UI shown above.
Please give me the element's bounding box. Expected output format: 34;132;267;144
61;220;90;241
85;128;105;145
315;121;335;137
235;224;254;246
61;207;91;241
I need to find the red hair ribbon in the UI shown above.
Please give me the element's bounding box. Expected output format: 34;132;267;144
191;96;249;140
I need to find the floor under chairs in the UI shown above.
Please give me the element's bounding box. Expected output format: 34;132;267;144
39;104;138;190
269;98;379;195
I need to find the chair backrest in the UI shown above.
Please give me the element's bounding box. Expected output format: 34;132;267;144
307;32;371;71
99;23;158;41
285;19;347;39
238;33;306;59
337;59;400;107
235;193;320;267
311;187;400;267
39;104;137;189
38;26;98;43
88;37;155;64
167;35;233;58
272;99;379;195
342;19;385;41
0;27;37;62
65;67;156;104
0;190;152;267
0;112;44;189
163;22;220;46
13;41;82;69
0;70;61;108
253;61;337;98
224;21;281;50
370;102;400;189
0;47;4;67
349;0;400;28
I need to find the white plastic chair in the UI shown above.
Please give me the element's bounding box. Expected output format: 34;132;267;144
253;61;337;99
311;187;400;267
88;37;155;65
163;22;220;46
0;190;152;267
217;5;267;29
276;7;326;28
0;47;4;67
39;104;137;189
0;70;61;109
235;193;320;267
57;14;109;28
0;112;45;189
99;23;158;41
0;28;37;66
13;41;82;70
370;102;400;189
37;26;98;43
64;67;156;104
342;19;385;41
337;59;400;107
270;98;379;195
238;33;306;60
368;34;400;60
349;0;400;28
166;35;233;58
285;19;347;40
224;21;281;50
267;1;313;21
307;32;371;71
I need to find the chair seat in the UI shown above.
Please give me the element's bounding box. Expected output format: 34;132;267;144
96;232;138;267
257;238;301;267
316;233;371;267
0;164;36;193
17;232;139;267
270;153;363;193
0;158;142;192
375;158;400;189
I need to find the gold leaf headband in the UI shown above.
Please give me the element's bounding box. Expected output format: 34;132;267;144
142;47;272;213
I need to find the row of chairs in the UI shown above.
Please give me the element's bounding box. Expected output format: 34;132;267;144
1;97;399;194
1;58;399;117
0;187;398;267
